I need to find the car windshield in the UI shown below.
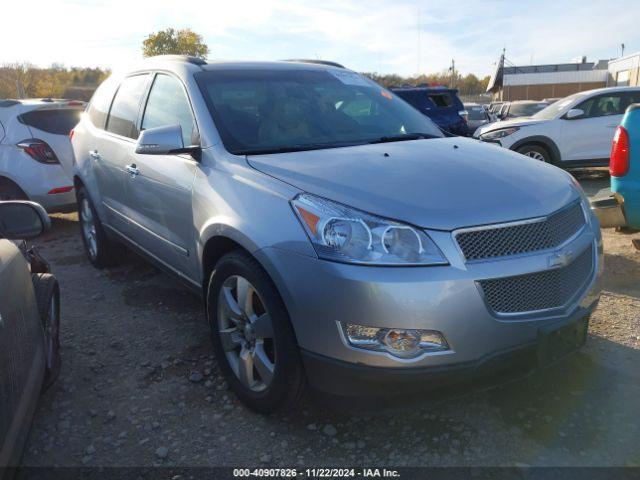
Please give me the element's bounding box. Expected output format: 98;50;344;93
509;103;548;117
466;106;486;120
195;68;443;155
533;92;587;120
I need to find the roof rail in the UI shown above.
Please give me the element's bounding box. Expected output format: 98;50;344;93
0;100;21;107
145;55;207;66
283;59;345;69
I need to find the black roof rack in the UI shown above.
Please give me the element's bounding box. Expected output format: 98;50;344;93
283;59;345;69
0;100;21;107
146;55;207;66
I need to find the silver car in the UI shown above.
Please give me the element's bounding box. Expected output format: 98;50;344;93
0;201;60;471
70;56;602;412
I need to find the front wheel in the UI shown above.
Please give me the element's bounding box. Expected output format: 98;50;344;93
32;273;61;390
516;144;551;163
206;251;305;413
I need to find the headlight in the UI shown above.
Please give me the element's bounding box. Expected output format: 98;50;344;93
480;127;520;140
291;193;447;265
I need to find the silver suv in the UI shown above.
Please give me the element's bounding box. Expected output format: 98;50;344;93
71;56;602;412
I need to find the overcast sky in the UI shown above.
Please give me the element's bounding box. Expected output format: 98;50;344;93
2;0;639;76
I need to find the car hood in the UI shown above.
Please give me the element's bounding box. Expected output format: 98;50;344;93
474;117;548;136
247;137;578;231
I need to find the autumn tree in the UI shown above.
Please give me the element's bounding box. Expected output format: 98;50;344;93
142;28;209;59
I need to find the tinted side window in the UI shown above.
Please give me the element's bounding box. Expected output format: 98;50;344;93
141;74;197;146
428;93;452;108
19;109;81;135
106;74;149;139
575;94;625;118
87;77;118;129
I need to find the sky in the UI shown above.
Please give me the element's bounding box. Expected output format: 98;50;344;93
2;0;639;77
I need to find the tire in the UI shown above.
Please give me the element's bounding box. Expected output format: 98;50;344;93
0;178;28;201
76;186;124;268
516;144;552;163
206;251;305;413
32;273;61;390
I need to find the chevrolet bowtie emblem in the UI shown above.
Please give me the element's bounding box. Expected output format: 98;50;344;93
548;249;574;268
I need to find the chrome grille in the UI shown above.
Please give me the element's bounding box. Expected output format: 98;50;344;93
478;244;593;315
456;202;586;261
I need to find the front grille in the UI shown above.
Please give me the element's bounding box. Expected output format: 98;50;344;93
478;244;593;315
456;202;586;261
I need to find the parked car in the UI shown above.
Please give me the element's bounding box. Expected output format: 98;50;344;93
0;200;60;471
474;87;640;167
71;56;601;412
489;101;504;114
464;103;493;132
592;104;640;229
498;100;549;120
0;99;84;212
391;86;469;136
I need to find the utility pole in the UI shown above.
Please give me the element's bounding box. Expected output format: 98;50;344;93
449;59;456;88
621;43;625;57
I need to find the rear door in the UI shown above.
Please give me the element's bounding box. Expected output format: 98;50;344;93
93;73;150;235
126;72;199;277
559;92;627;162
18;107;82;178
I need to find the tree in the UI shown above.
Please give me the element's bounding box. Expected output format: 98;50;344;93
142;28;209;59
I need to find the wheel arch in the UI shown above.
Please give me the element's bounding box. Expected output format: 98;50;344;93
510;136;561;164
0;175;29;198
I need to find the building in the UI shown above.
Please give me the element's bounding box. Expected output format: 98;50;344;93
487;55;609;101
608;52;640;87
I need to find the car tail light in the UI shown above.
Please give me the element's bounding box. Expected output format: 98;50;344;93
459;110;468;123
17;139;59;164
69;128;75;141
48;186;74;195
610;126;630;177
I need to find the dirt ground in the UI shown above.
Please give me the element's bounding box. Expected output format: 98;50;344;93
19;172;640;468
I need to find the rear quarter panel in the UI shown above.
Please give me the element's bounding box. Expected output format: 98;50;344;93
612;105;640;227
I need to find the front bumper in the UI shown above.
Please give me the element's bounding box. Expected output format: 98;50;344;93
302;303;596;397
257;216;602;391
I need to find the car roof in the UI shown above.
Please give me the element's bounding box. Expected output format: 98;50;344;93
508;100;549;105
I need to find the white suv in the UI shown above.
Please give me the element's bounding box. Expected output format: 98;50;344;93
474;87;640;167
0;99;83;211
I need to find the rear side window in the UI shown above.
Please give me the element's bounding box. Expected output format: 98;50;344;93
87;77;118;129
427;93;453;108
141;74;197;146
19;109;81;135
106;74;149;139
466;106;486;120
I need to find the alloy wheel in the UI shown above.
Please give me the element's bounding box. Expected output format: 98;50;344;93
217;275;276;392
523;150;546;162
80;198;98;259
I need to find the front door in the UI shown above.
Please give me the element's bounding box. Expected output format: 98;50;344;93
559;92;626;162
124;73;199;278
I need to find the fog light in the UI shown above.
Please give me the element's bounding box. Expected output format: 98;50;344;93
342;323;448;359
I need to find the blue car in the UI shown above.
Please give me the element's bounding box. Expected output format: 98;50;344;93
592;104;640;228
391;86;469;136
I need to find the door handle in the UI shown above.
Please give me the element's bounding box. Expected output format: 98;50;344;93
125;164;140;177
89;150;100;160
606;124;618;128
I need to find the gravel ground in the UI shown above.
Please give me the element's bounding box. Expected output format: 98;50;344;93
18;172;640;468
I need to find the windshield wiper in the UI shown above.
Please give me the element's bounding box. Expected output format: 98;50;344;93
236;141;366;156
367;133;439;144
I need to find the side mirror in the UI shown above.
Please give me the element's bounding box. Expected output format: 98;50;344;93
0;201;50;240
565;108;584;120
135;125;200;157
